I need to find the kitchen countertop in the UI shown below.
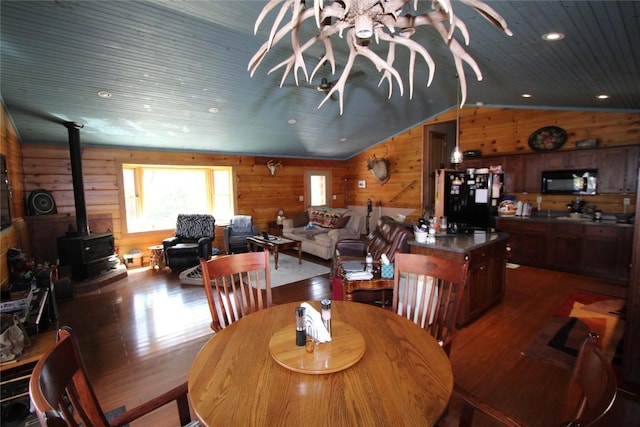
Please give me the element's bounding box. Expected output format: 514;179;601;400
409;232;509;253
496;215;634;228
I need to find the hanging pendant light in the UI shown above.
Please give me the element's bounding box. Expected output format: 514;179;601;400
450;78;463;165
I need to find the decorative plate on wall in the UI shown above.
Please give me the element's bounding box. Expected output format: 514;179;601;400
528;126;567;152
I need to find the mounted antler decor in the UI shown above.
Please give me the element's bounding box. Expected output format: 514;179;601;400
267;160;282;176
249;0;512;114
367;156;390;186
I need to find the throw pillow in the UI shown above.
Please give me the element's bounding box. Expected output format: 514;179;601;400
291;211;309;228
332;215;351;229
308;209;343;228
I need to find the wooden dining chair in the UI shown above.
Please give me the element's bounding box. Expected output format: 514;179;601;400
392;252;469;356
200;250;273;332
453;333;617;426
29;326;192;427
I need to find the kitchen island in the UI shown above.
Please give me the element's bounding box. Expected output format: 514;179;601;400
409;232;509;325
495;216;633;284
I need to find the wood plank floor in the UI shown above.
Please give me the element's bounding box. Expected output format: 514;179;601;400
54;258;640;426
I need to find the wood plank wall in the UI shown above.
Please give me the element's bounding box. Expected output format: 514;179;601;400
1;103;638;286
1;102;27;286
19;144;347;263
460;107;639;154
345;107;639;221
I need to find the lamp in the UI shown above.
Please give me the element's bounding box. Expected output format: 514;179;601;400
249;0;512;114
450;77;463;165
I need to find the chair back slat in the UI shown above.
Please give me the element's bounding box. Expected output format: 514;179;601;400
30;328;110;427
392;253;469;355
558;333;617;426
31;327;193;427
453;334;617;426
200;251;273;332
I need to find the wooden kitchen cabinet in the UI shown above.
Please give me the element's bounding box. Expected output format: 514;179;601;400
460;146;639;195
580;225;631;283
501;155;524;194
461;157;486;170
410;235;508;325
544;150;596;170
496;217;633;283
548;222;583;271
597;146;640;193
465;243;507;323
522;155;545;193
497;219;549;267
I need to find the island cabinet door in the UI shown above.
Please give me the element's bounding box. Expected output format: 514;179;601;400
488;242;507;306
410;240;507;326
462;244;506;326
464;256;489;325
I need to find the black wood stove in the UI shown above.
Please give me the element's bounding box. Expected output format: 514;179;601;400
56;122;114;281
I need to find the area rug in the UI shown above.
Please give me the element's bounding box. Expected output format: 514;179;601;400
179;253;329;288
522;291;625;371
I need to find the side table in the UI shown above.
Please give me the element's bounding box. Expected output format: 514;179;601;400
148;245;165;270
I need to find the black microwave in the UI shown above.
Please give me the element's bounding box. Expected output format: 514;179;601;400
541;169;598;195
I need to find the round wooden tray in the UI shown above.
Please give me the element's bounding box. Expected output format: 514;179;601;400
268;320;366;374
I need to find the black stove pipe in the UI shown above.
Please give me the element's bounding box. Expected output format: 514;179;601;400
63;121;89;236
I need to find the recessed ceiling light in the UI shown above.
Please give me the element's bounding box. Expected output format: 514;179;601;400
208;107;220;113
97;90;112;98
340;137;348;142
596;94;610;100
542;32;564;41
521;93;532;98
287;118;297;124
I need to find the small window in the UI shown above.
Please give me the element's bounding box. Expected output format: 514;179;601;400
305;170;331;207
121;164;234;233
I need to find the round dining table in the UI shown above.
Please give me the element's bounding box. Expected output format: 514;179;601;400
188;300;453;426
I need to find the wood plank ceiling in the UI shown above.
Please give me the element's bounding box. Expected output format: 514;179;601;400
1;1;639;159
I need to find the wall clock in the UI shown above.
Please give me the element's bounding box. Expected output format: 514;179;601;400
528;126;567;152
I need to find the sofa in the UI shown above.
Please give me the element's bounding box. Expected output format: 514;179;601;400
281;207;364;260
331;215;413;279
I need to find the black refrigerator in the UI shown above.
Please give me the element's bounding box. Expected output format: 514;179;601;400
434;169;503;232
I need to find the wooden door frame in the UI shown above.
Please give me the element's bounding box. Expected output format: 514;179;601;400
622;166;640;384
423;122;455;213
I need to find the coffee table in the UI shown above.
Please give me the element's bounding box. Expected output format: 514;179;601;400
246;235;301;270
341;263;394;308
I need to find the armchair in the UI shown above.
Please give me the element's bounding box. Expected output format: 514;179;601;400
163;214;215;270
223;215;258;254
332;216;413;279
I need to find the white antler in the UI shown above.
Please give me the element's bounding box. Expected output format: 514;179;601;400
250;0;512;111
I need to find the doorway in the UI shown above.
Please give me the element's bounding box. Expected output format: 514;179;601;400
304;169;332;207
423;122;455;212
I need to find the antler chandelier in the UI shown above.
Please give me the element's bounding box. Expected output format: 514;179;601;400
249;0;512;114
